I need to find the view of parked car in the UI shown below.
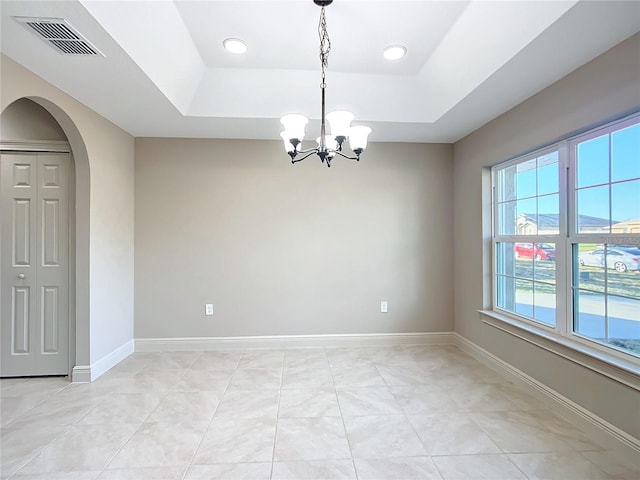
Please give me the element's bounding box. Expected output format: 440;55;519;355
514;243;556;260
578;246;640;273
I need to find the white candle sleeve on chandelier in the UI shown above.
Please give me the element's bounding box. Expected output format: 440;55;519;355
349;126;372;151
326;110;354;139
280;113;309;143
280;132;295;153
316;135;338;152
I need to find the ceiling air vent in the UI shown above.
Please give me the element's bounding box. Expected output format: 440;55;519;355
14;17;103;56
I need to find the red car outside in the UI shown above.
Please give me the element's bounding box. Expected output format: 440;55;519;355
514;243;556;260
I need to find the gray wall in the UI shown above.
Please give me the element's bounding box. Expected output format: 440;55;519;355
0;98;66;141
135;139;453;338
453;33;640;438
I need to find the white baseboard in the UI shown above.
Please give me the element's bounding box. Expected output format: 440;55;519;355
453;332;640;454
135;332;453;352
90;340;135;381
71;365;91;383
71;340;135;383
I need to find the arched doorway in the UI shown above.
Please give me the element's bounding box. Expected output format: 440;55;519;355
0;97;90;380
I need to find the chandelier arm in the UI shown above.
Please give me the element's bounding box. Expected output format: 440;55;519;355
331;150;360;161
291;151;320;164
295;147;321;155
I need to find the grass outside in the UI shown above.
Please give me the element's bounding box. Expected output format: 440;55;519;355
578;243;599;252
514;260;640;299
609;339;640;355
511;259;640;356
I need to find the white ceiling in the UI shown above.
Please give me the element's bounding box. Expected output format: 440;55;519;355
1;0;638;143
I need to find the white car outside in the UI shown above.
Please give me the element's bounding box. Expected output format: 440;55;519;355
578;247;640;273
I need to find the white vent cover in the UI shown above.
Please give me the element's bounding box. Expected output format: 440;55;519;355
14;17;103;56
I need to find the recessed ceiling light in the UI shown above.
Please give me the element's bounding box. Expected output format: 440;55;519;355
383;45;406;61
223;38;247;54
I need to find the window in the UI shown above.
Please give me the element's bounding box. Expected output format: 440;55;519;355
494;149;561;328
492;114;640;360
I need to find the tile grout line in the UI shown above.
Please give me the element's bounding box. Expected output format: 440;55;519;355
503;452;533;480
99;359;183;475
179;350;240;480
268;351;286;480
10;376;133;478
325;346;360;480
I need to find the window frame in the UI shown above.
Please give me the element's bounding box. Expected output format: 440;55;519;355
492;144;564;333
490;112;640;366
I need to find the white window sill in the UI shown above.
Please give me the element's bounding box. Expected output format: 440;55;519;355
479;309;640;391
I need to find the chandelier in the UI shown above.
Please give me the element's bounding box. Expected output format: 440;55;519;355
279;0;372;168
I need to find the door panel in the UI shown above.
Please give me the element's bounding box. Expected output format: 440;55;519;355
13;199;32;266
42;199;60;265
42;164;60;187
41;286;59;353
12;286;30;354
12;163;32;187
1;151;69;376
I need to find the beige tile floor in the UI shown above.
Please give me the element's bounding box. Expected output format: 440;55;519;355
1;345;638;479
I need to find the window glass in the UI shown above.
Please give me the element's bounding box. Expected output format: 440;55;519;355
577;134;609;188
497;242;517;274
533;243;556;280
516;199;537;235
496;274;515;312
538;194;560;232
576;244;605;293
498;165;517;202
516;159;537;199
498;202;517;235
611;180;640;227
575;122;640;236
494;151;559;326
496;242;517;312
577;186;610;233
534;283;555;326
495;239;557;327
573;243;640;356
497;153;560;236
537;152;559;195
612;124;640;182
607;296;640;355
574;290;606;339
514;279;534;318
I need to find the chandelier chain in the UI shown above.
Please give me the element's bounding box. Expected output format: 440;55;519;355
318;6;331;88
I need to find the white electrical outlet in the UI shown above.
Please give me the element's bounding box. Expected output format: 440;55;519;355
205;304;214;316
380;301;388;313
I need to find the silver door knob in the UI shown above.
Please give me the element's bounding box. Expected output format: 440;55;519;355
17;273;25;279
